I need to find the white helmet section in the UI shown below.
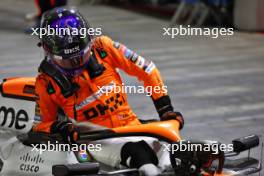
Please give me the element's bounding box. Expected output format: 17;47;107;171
0;94;35;134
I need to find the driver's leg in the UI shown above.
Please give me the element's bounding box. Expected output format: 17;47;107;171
120;139;161;176
89;137;170;176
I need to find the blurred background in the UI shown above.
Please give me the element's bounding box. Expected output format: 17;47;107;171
0;0;263;167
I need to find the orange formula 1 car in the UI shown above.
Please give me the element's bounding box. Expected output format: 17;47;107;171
0;77;262;176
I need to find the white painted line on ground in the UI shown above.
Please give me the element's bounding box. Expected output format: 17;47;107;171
227;114;264;122
163;68;264;81
191;86;250;97
185;102;264;119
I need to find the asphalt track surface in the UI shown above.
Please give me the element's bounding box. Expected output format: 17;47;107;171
0;0;264;174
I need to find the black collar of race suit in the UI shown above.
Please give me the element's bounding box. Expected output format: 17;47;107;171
85;50;105;79
38;52;105;98
38;59;80;98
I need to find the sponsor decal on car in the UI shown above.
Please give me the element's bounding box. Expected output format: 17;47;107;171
0;106;29;130
78;149;93;162
19;153;44;173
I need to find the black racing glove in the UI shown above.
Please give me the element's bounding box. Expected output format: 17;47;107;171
50;120;79;144
161;111;184;130
153;95;184;130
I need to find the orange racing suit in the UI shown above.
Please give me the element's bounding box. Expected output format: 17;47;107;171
34;35;168;133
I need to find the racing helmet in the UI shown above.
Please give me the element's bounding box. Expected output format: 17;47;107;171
40;7;94;77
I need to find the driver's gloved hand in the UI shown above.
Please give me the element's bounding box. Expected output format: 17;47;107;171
50;120;79;144
161;111;184;130
153;95;184;130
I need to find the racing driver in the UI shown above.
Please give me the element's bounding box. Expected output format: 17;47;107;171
33;7;184;176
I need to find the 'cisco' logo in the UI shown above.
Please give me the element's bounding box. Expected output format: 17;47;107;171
19;153;44;173
0;106;29;130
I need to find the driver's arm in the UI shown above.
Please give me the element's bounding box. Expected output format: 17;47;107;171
33;74;59;133
96;36;184;128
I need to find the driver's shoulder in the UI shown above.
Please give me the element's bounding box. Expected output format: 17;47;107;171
93;35;114;49
36;73;59;92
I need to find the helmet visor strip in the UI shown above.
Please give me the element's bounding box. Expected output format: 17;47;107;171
52;42;92;69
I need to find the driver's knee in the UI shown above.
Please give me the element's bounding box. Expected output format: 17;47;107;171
120;140;159;168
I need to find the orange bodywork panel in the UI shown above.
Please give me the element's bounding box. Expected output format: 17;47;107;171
204;173;232;176
1;77;36;101
113;120;181;142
